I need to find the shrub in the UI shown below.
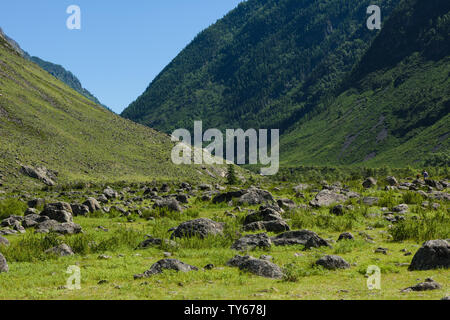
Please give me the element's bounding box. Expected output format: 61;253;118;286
0;198;27;220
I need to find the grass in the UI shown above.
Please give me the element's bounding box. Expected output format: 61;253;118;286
0;179;448;300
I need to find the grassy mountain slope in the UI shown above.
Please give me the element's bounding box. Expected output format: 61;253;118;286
0;34;226;190
121;0;400;133
281;0;450;167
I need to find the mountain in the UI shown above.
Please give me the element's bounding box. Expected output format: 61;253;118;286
121;0;400;133
122;0;449;168
280;0;450;167
0;32;227;190
0;27;108;110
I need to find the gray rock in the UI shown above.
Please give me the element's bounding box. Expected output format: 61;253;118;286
153;198;183;212
24;208;39;216
277;199;296;210
176;194;189;204
0;236;9;246
71;204;90;216
45;244;74;256
271;230;319;246
27;198;45;208
20;165;56;186
243;220;290;233
0;253;8;273
363;177;377;189
103;187;118;199
138;236;177;248
212;190;246;203
238;187;274;205
393;204;409;213
338;232;354;241
171;218;224;239
331;204;345;215
41;202;73;223
35;220;82;235
231;233;272;251
316;255;350;270
134;259;198;279
310;189;347;208
244;207;282;225
304;234;331;250
402;278;442;292
409;240;450;271
83;197;101;213
363;197;379;206
227;255;283;279
386;176;398;186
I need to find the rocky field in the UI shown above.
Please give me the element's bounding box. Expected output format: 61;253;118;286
0;176;448;300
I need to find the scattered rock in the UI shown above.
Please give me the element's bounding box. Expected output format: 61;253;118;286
409;240;450;271
271;230;319;246
103;187;118;199
35;220;82;235
277;199;296;210
310;189;347;208
0;253;9;273
363;177;377;189
315;255;350;270
71;204;90;217
238;187;274;205
83;198;101;213
402;278;442;292
0;236;9;246
153;198;183;212
231;233;272;251
244;220;290;233
134;259;198;279
41;202;73;223
386;176;398;186
20;165;56;186
227;255;283;279
338;232;354;241
45;244;74;256
171;218;224;239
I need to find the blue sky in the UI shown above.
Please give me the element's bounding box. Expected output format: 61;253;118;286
0;1;243;113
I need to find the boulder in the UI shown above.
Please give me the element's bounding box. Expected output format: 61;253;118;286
103;187;118;199
363;197;379;206
138;236;177;249
231;233;272;251
83;198;101;213
238;187;274;205
330;204;345;216
309;189;347;208
408;240;449;271
393;204;409;213
171;218;224;239
363;177;377;189
304;234;331;250
277;199;296;210
20;165;56;186
338;232;354;241
175;194;189;204
386;176;398;186
45;244;74;256
227;255;283;279
402;278;442;292
316;255;350;270
212;190;246;204
134;259;198;279
35;220;82;235
41;202;73;223
271;230;319;246
71;204;90;217
0;253;8;273
153;198;183;212
244;207;282;225
27;198;45;208
244;220;290;233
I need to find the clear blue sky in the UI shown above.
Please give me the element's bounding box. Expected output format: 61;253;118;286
0;0;243;113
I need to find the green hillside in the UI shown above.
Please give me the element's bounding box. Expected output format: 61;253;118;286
281;0;450;167
121;0;400;133
0;34;227;190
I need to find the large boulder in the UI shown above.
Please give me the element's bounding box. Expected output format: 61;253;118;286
386;176;398;186
408;240;449;271
277;199;296;210
171;218;224;239
402;278;442;292
316;255;350;270
271;230;319;246
45;244;74;256
243;207;282;225
41;202;73;223
304;234;331;250
103;187;118;199
212;190;246;204
20;165;56;186
425;179;444;191
244;220;290;233
153;198;183;212
238;187;274;205
362;177;377;189
309;190;347;208
71;204;90;217
83;198;101;213
35;220;82;235
0;253;8;273
134;259;198;279
231;233;272;251
227;255;283;279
